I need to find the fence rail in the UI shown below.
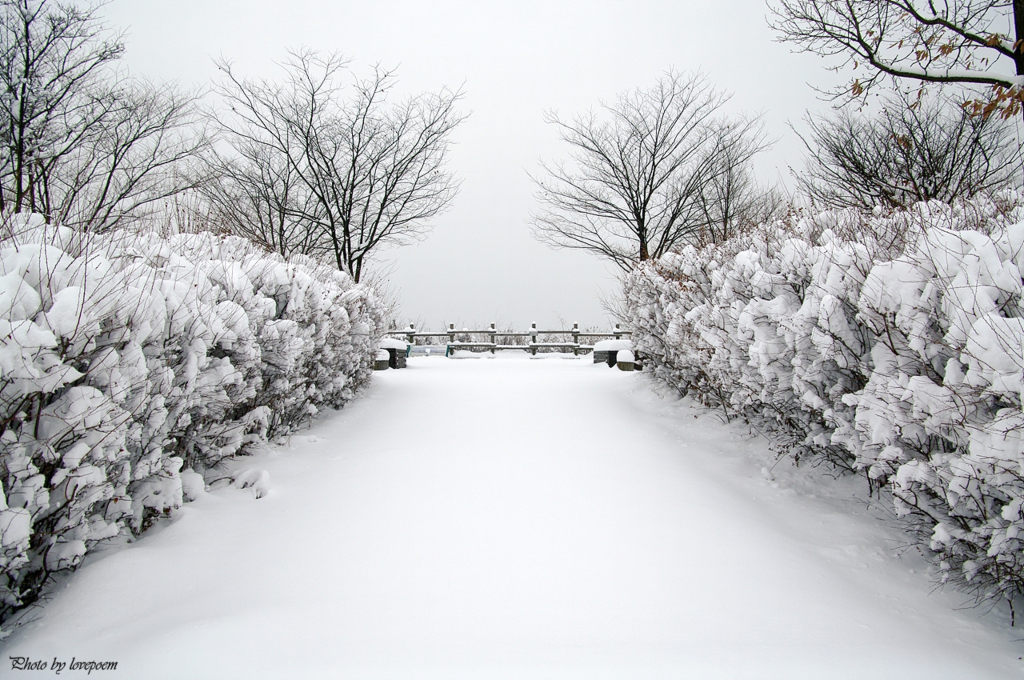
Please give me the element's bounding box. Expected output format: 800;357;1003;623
384;323;630;356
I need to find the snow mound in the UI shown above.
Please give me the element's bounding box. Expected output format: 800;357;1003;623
379;338;410;350
593;339;632;351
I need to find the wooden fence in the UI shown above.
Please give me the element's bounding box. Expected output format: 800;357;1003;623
384;323;630;356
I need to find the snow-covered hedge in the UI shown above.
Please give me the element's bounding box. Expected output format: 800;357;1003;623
624;193;1024;606
0;215;384;624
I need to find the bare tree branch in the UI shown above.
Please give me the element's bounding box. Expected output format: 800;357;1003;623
795;90;1023;210
769;0;1024;118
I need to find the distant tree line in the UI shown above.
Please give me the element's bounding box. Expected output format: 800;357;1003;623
0;0;465;283
530;1;1024;271
4;0;1024;278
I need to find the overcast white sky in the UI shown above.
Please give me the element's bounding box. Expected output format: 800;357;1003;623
105;0;841;330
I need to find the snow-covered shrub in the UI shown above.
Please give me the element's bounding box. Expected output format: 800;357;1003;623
850;218;1024;604
626;214;869;469
0;214;384;625
624;193;1024;606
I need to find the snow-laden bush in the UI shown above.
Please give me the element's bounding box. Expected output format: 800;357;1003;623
624;193;1024;607
0;215;384;625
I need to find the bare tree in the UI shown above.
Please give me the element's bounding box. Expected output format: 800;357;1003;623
795;91;1023;211
769;0;1024;119
0;0;208;231
0;0;122;214
205;52;328;259
530;71;769;271
52;79;208;231
201;123;313;257
211;50;466;282
692;122;787;244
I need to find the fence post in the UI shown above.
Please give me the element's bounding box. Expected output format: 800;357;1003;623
489;322;497;354
572;322;579;356
614;323;622;340
448;323;455;344
530;322;538;356
406;324;416;346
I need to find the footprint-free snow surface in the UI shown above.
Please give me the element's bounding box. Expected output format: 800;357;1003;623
5;354;1023;678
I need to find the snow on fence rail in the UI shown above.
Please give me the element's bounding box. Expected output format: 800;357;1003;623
385;323;630;355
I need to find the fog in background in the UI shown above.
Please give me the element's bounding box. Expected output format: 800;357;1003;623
105;0;840;330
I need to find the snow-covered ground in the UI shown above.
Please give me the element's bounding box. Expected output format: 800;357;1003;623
4;354;1023;679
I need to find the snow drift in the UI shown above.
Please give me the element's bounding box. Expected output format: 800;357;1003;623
0;214;385;627
624;193;1024;607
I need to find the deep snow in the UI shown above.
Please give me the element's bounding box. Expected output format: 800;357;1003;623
4;354;1023;679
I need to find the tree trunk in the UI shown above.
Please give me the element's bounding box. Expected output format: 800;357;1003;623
1015;1;1024;78
1015;0;1024;179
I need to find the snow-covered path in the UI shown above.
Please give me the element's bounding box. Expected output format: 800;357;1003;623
5;355;1023;678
